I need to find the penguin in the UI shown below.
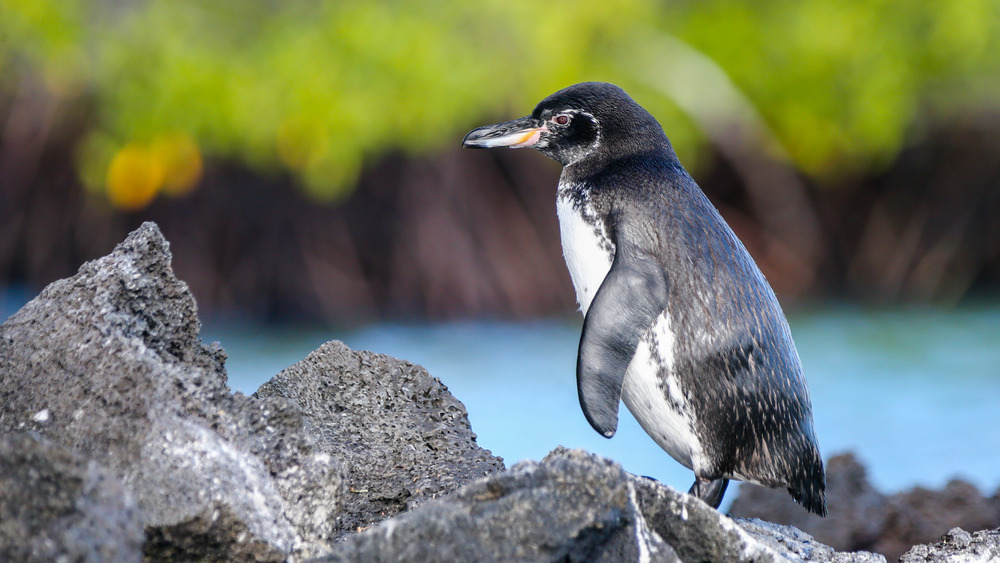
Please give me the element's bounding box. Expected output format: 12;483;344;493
462;82;827;516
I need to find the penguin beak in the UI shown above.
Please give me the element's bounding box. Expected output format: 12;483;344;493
462;116;547;149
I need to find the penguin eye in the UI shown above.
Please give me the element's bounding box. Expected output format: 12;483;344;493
553;114;571;126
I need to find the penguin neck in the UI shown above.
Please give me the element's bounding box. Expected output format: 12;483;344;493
561;139;680;187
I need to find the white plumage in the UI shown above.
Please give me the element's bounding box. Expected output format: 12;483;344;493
557;181;706;475
555;185;611;314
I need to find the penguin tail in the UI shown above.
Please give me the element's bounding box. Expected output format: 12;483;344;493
788;484;827;517
787;434;828;516
785;455;828;517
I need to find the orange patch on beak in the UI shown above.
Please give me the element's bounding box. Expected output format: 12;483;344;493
510;128;544;147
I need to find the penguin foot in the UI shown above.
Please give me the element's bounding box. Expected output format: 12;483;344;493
688;476;730;509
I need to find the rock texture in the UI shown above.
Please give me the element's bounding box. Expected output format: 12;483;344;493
900;528;1000;563
319;448;677;562
0;222;506;560
630;469;885;563
0;432;144;562
255;341;504;538
321;447;886;563
730;453;1000;562
0;223;343;560
737;519;886;563
628;472;786;563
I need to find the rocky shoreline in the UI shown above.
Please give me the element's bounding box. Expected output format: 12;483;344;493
1;223;997;562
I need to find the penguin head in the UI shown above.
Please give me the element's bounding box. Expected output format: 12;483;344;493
463;82;668;167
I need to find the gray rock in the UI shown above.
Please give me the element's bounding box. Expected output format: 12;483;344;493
875;482;1000;561
318;447;887;563
730;452;1000;561
737;519;886;563
317;447;678;562
900;528;1000;563
0;222;343;560
730;453;890;551
255;340;505;539
629;472;784;563
630;469;881;563
0;432;144;562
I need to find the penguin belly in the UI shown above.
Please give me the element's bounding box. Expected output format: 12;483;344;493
619;312;705;474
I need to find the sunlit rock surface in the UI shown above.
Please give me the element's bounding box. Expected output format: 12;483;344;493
0;223;340;560
899;528;1000;563
256;339;505;539
0;432;144;562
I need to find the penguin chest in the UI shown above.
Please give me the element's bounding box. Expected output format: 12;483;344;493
557;185;707;473
556;188;614;314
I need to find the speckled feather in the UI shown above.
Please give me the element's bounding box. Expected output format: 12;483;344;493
464;82;827;516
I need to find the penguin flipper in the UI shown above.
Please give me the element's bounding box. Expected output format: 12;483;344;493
577;244;668;437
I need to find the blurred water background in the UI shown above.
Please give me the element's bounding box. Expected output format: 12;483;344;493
197;303;1000;500
2;290;998;499
4;0;1000;505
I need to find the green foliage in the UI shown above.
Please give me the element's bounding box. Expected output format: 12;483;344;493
667;0;1000;178
2;0;999;202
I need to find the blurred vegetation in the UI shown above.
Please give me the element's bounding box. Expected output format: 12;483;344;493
3;0;999;209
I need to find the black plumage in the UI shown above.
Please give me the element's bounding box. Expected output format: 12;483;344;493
463;82;827;516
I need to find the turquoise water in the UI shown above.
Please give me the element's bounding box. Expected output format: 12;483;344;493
205;304;1000;499
4;288;998;499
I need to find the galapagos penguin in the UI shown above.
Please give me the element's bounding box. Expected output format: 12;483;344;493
462;82;827;515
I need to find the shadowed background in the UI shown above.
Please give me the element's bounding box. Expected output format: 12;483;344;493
3;0;1000;320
